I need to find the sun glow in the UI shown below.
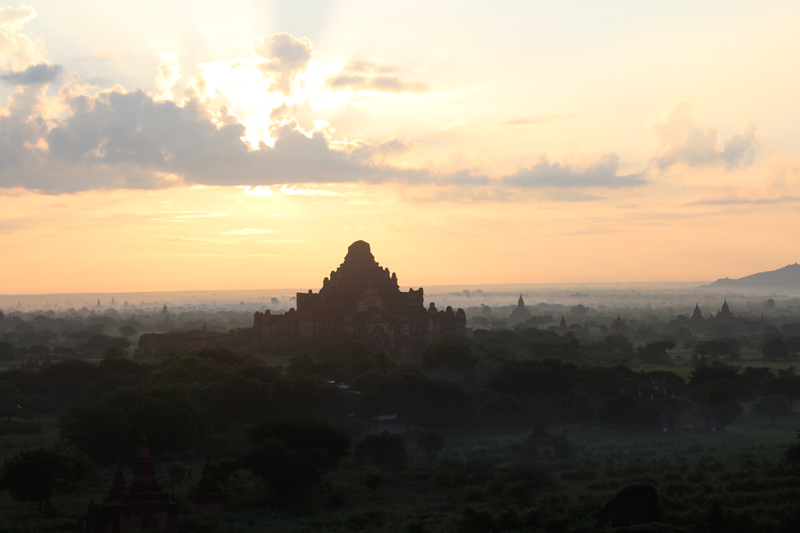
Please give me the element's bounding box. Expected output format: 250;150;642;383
244;186;273;197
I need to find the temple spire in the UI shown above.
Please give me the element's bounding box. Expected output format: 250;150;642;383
130;438;160;493
107;464;126;501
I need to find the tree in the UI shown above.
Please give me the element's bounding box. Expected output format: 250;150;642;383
119;325;137;336
0;340;17;361
688;365;741;388
603;334;634;359
239;419;350;497
742;367;775;391
59;404;132;463
356;431;408;472
599;394;637;428
646;370;686;397
0;381;25;422
694;339;740;361
52;444;94;492
599;394;660;432
752;395;793;427
636;341;675;365
761;376;800;403
362;374;474;430
784;430;800;466
550;389;597;427
763;337;790;361
705;386;743;430
0;448;65;515
415;431;444;465
420;339;474;370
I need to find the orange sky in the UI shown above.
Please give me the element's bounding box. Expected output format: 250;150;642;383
1;2;799;294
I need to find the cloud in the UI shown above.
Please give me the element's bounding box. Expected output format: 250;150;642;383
652;101;759;170
145;211;227;221
347;138;412;164
221;228;275;235
0;6;45;70
280;185;345;196
252;33;313;94
327;74;427;93
0;81;647;198
501;114;575;126
0;63;63;85
686;196;800;206
326;60;427;93
0;86;413;192
501;154;645;189
0;21;644;201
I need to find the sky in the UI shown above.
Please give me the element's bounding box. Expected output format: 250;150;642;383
1;1;799;294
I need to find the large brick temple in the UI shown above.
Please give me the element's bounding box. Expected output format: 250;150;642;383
253;240;466;356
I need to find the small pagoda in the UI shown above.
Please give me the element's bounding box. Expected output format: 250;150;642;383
86;439;180;533
509;294;532;324
187;459;229;513
610;314;629;334
556;315;569;336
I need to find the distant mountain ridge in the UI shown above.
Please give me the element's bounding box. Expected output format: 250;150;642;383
706;263;800;289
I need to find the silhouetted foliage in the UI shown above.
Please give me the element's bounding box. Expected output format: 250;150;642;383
361;374;474;430
751;395;793;426
705;386;743;430
356;431;408;472
239;419;350;497
763;337;791;360
1;448;65;515
415;430;444;464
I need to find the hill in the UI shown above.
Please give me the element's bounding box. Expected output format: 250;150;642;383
705;263;800;290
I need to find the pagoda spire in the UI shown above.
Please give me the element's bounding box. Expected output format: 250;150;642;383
130;438;160;493
107;464;126;501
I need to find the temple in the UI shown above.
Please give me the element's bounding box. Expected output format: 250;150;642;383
717;298;734;318
187;459;229;513
86;440;180;533
253;241;466;357
610;314;629;334
509;294;531;324
556;315;569;336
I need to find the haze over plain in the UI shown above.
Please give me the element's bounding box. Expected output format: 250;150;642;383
1;1;799;294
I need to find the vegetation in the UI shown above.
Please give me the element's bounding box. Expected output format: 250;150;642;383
3;297;800;530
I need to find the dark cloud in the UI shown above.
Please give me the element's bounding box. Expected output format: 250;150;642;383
0;88;416;193
348;138;412;163
720;124;758;168
652;101;759;170
0;87;645;197
0;63;63;85
326;60;427;93
269;103;290;121
328;73;427;93
501;154;645;189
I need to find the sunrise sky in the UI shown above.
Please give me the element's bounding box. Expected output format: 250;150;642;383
1;1;799;294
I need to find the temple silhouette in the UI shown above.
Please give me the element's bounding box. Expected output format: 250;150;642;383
86;440;180;533
253;240;466;356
